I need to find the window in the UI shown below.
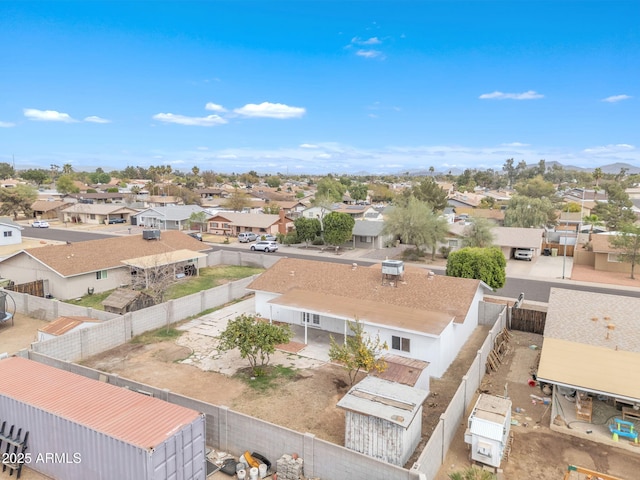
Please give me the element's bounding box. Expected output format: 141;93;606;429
359;236;372;243
448;239;459;247
96;270;108;280
211;222;219;228
607;253;621;263
90;214;96;220
222;223;230;229
3;231;12;238
302;312;320;326
391;335;410;352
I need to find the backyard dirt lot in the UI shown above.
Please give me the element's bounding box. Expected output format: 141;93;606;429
80;326;640;479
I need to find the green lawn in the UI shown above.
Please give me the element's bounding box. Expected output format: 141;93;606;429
66;265;264;309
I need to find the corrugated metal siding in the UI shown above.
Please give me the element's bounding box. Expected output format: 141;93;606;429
345;411;404;466
0;357;199;449
0;357;206;480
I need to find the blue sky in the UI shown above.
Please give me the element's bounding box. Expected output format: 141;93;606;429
1;1;638;175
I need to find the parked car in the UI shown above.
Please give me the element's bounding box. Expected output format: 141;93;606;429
251;241;278;252
238;232;258;243
514;248;534;261
259;234;277;242
32;220;50;228
108;218;127;224
187;232;203;241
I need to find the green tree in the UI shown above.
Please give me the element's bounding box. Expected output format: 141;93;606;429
369;183;394;203
349;183;369;202
262;203;281;214
462;217;496;248
56;175;80;194
593;183;636;231
225;188;251;211
503;158;516;187
513;175;556;198
294;217;322;247
317;177;346;202
20;168;50;185
88;171;111;184
217;314;293;375
446;247;506;289
504;196;556;228
323;212;355;246
609;224;640;279
0;162;15;180
582;214;604;233
0;184;37;220
328;319;388;386
593;167;603;187
62;163;74;175
383;197;448;256
191;166;200;177
265;176;281;188
407;177;448;211
186;211;208;232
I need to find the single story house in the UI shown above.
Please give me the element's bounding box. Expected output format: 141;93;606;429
537;288;640;441
0;217;23;247
302;204;381;223
574;233;633;275
0;230;209;300
207;212;292;236
132;205;210;230
66;192;127;204
247;258;492;378
347;220;392;250
30;200;69;220
61;204;138;225
445;225;545;259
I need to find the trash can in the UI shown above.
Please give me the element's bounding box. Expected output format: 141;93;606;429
551;248;558;257
543;248;551;256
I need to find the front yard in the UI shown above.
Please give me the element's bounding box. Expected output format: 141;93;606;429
66;265;264;310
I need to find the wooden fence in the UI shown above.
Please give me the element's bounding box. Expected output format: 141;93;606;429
6;280;45;298
510;306;546;334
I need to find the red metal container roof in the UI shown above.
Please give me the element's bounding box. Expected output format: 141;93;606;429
0;357;201;449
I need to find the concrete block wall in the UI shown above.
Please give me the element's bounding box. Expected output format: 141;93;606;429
31;329;83;361
79;317;128;359
130;303;170;336
479;301;507;326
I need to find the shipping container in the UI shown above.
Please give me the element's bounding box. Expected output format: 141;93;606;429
0;357;206;480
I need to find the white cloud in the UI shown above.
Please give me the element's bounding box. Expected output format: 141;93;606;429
500;142;531;147
24;108;77;122
479;90;544;100
196;146;209;151
233;102;305;119
152;113;227;126
601;94;632;103
299;143;319;149
218;154;238;159
0;121;15;128
84;116;111;124
351;36;381;45
205;102;227;112
583;144;635;154
316;153;332;159
356;49;385;59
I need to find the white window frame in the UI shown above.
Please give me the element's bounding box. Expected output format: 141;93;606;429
302;312;320;326
3;231;12;238
96;270;108;280
607;253;621;263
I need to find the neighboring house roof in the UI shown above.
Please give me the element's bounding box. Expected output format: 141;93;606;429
210;212;280;229
1;230;208;277
352;220;386;237
337;376;428;428
557;211;582;223
455;207;504;222
0;357;201;449
0;217;23;230
134;205;208;221
276;200;306;210
38;316;99;336
537;288;640;402
31;199;68;212
67;193;126;201
448;225;544;249
121;249;207;269
61;204;137;215
247;258;486;324
148;195;181;204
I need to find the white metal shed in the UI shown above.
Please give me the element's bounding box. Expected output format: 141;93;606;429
464;394;512;468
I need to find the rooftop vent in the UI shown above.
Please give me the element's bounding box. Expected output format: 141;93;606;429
352;263;358;270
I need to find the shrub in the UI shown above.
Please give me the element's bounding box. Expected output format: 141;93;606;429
312;236;325;246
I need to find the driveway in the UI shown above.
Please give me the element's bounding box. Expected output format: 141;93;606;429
507;254;573;280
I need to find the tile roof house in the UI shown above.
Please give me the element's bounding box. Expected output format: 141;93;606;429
446;224;545;259
347;220;392;250
575;233;634;275
61;203;138;225
0;230;209;300
247;258;492;377
207;211;293;236
537;288;640;441
0;217;23;247
132;205;210;230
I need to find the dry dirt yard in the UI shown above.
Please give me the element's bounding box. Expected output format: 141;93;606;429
81;328;640;480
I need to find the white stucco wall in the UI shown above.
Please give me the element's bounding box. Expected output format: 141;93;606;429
0;227;22;246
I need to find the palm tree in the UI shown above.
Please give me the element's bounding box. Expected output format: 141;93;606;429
593;167;603;187
582;214;604;234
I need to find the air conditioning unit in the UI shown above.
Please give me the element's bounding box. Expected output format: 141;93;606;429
382;260;404;276
142;229;161;240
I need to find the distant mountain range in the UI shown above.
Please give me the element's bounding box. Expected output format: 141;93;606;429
407;161;640;177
